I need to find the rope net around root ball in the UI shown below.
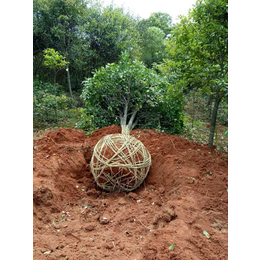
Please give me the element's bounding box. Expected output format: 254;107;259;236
90;134;151;192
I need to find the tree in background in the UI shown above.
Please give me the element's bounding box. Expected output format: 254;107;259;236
33;0;142;89
136;12;174;67
43;48;69;85
161;0;228;148
137;12;173;37
33;0;89;88
82;5;142;67
43;48;69;121
140;27;166;68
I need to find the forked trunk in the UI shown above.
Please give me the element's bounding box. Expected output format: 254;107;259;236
121;125;131;134
120;107;138;135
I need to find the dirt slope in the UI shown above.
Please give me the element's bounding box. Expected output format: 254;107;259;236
33;126;228;260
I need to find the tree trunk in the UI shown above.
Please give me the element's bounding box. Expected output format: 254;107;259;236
66;67;73;97
207;94;213;106
54;70;58;123
208;91;222;149
191;89;195;128
120;102;128;134
120;107;138;135
127;110;138;131
207;94;213;120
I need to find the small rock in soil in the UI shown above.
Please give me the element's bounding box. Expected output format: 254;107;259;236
118;197;127;205
99;216;110;224
85;223;95;231
103;242;114;250
86;189;101;197
43;250;52;254
128;192;139;200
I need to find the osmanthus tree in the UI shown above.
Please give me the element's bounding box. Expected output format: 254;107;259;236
81;52;184;134
162;0;228;148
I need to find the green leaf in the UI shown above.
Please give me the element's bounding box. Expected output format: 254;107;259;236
203;230;210;239
169;244;175;250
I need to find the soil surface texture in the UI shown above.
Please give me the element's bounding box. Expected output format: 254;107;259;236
33;126;228;260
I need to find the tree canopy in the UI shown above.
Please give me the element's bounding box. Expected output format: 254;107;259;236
81;52;184;134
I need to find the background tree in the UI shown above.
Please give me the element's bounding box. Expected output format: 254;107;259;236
33;0;143;90
136;12;174;67
140;27;166;67
137;12;173;37
43;48;69;84
33;0;89;88
83;6;142;68
162;0;228;148
43;48;69;121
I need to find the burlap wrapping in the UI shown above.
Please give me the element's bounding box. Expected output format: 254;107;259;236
90;134;151;192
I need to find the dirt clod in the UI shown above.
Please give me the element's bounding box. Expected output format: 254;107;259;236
128;192;140;200
84;223;95;231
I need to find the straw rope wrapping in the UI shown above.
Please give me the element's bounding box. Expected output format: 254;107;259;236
91;134;151;192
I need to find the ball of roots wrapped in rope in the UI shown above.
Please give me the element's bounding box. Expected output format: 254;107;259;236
90;134;151;192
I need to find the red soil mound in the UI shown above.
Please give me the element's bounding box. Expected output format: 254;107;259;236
33;126;228;260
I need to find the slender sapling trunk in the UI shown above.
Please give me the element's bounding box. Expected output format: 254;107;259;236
66;67;73;97
54;70;58;123
208;91;222;149
192;89;195;128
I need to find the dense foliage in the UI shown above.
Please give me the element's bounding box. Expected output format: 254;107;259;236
160;0;228;148
81;52;184;134
33;0;228;149
33;80;79;126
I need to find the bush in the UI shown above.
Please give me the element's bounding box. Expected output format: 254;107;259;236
136;87;184;134
75;108;95;131
33;80;80;127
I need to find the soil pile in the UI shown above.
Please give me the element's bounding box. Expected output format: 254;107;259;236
33;126;228;260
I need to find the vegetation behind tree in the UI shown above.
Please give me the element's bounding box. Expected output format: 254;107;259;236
33;0;228;150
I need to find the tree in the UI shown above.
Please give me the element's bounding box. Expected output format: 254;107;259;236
81;52;183;134
33;0;89;89
162;0;228;148
83;6;142;67
43;48;69;121
33;0;142;89
137;12;173;37
141;27;166;67
136;12;173;67
43;48;69;83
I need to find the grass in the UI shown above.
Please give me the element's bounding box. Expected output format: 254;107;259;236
33;108;82;139
179;115;228;152
176;93;228;152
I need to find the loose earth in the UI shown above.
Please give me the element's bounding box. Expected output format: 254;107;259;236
33;125;228;260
